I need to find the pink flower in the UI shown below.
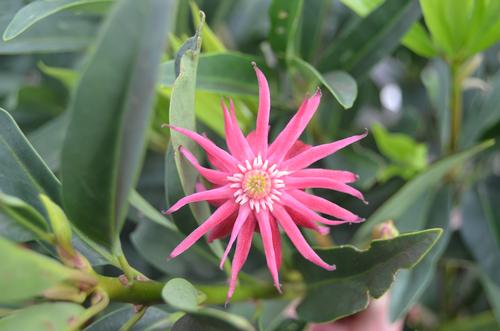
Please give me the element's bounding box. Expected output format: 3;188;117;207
166;63;367;302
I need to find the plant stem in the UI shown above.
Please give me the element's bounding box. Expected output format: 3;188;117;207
119;306;147;331
96;275;282;305
449;63;463;153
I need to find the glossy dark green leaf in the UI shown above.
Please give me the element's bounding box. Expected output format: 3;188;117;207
162;278;203;311
269;0;303;60
299;0;330;62
172;309;255;331
295;229;442;322
0;108;60;214
389;186;452;320
161;53;262;97
354;140;494;242
318;0;421;78
85;306;169;331
0;236;75;303
61;0;172;250
3;0;112;41
0;303;84;331
291;57;357;109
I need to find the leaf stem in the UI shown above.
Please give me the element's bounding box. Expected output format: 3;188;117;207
118;306;147;331
96;275;281;305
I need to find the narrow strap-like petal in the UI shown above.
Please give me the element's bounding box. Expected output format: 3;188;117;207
165;185;233;214
256;210;281;292
281;192;347;226
291;168;358;183
270;215;282;270
281;130;368;170
207;211;237;243
289;189;363;223
285;206;331;234
170;201;238;258
272;204;335;271
285;177;367;202
222;99;254;161
284;140;311;160
253;63;271;156
180;147;229;185
269;90;321;163
219;205;251;269
168;125;239;171
195;182;225;207
226;215;255;304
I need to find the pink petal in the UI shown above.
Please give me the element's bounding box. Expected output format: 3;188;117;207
253;63;271;156
168;125;238;171
170;201;238;258
226;214;255;303
285;177;367;202
272;204;335;271
180;147;229;185
256;210;281;292
285;206;331;234
195;182;225;207
281;130;368;170
269;90;321;163
284;139;312;160
246;130;257;154
270;214;282;269
207;211;237;242
222;99;254;161
289;189;363;223
281;193;347;226
219;205;251;269
165;185;233;214
291;168;358;183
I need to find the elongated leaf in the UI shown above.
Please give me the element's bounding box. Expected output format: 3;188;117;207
189;1;226;53
161;53;263;96
0;236;76;303
0;303;84;331
3;0;112;41
291;57;357;109
389;186;452;320
0;108;60;213
318;0;421;78
86;306;169;331
172;309;256;331
168;24;227;259
61;0;172;250
269;0;303;60
354;140;494;242
0;192;50;242
295;229;442;322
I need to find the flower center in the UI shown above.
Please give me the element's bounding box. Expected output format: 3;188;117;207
227;156;288;212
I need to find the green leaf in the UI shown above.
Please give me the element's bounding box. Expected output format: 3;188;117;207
39;194;74;252
295;229;442;322
2;0;112;41
61;0;172;251
339;0;384;16
461;72;500;148
318;0;421;78
38;62;79;89
189;2;226;53
0;108;60;214
372;122;428;181
0;192;51;242
0;236;75;303
172;309;256;331
401;23;438;58
354;139;494;243
421;59;450;150
389;186;452;321
161;52;262;97
291;57;357;109
0;12;96;54
167;23;226;260
268;0;303;61
0;303;84;331
86;306;169;331
162;278;204;311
